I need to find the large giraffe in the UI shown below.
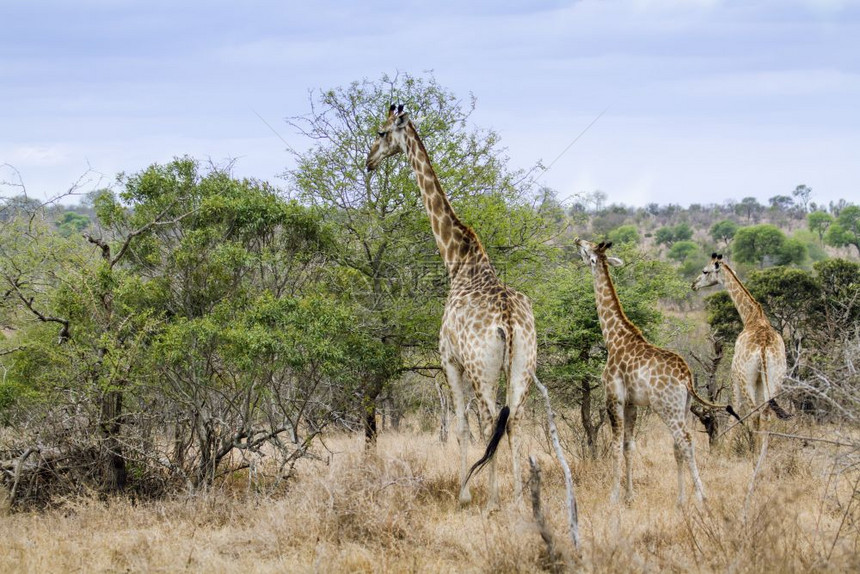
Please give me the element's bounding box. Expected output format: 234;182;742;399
366;105;537;509
575;239;739;504
691;253;791;449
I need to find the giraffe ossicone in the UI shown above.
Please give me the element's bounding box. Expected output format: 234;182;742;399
576;238;738;505
367;104;537;510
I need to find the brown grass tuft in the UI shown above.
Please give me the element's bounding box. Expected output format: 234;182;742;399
1;418;859;572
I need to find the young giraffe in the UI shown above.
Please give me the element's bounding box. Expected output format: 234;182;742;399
692;253;791;450
575;239;739;505
366;105;537;509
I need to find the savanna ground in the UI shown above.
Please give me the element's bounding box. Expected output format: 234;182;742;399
2;412;859;573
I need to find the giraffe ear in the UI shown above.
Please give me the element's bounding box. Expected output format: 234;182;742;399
607;256;624;267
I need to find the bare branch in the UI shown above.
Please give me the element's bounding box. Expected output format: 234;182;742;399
531;370;580;552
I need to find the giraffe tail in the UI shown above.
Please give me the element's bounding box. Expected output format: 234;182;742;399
463;406;510;487
768;398;793;420
687;381;742;423
760;349;792;419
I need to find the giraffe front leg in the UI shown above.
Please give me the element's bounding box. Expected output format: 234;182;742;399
445;361;471;505
607;398;624;505
623;403;637;505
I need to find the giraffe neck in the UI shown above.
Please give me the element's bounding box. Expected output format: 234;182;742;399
403;122;491;278
721;263;766;326
591;258;642;353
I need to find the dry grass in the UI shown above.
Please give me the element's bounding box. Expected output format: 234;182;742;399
2;413;859;573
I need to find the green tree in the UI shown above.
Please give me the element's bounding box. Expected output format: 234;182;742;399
792;229;828;262
775;237;807;266
735;197;764;222
95;158;349;486
825;204;860;255
814;258;860;343
768;195;794;213
792;184;813;213
732;224;787;268
607;224;640;246
0;158;358;500
807;211;834;243
667;240;699;262
285;72;555;444
655;222;693;247
710;219;739;248
55;211;90;237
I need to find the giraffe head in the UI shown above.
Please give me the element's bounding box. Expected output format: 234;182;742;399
691;253;725;291
574;238;624;272
366;104;409;172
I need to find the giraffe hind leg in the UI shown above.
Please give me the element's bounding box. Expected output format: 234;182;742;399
444;360;472;505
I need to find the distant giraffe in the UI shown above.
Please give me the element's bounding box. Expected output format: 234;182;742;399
576;239;739;504
366;105;537;509
692;253;791;450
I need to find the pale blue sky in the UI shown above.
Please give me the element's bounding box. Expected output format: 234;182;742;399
2;0;858;207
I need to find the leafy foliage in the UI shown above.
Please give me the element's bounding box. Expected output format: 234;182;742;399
655;222;693;247
732;223;786;268
808;211;834;242
607;224;641;246
825;205;860;255
710;219;739;247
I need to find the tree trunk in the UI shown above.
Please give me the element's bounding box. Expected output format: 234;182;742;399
364;404;378;447
580;379;598;458
362;376;385;448
87;236;129;492
690;334;724;447
100;387;127;491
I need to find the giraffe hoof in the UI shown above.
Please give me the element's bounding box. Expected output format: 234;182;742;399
458;489;472;506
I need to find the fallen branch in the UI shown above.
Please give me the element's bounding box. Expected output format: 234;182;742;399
755;431;856;449
9;447;37;506
528;456;563;572
531;370;580;552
